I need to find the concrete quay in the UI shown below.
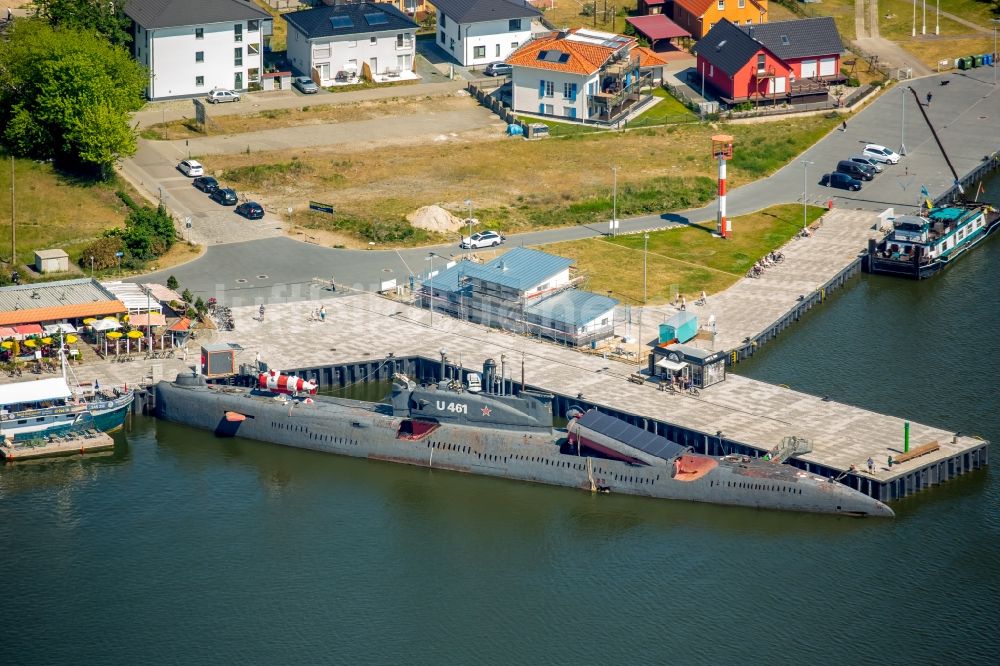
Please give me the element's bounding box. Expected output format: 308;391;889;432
1;431;115;462
201;292;986;503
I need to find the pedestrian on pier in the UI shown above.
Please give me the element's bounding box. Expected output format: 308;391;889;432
887;455;894;469
867;457;875;474
319;305;326;322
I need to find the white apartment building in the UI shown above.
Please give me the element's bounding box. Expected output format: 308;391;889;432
432;0;540;67
283;2;418;85
125;0;273;100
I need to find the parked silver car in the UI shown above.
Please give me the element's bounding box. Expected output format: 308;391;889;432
292;76;319;94
207;89;241;104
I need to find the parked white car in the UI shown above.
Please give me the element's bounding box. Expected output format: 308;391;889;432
177;159;204;177
460;230;505;249
863;144;901;164
207;89;241;104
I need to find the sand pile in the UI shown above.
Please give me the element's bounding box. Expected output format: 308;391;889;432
407;205;464;233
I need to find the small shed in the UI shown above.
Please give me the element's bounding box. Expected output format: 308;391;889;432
261;70;292;92
659;310;698;344
650;343;727;388
34;249;69;274
201;343;237;378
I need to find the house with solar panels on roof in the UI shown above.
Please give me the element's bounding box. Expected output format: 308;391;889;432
691;17;844;107
283;2;419;85
506;28;659;124
432;0;541;68
419;247;619;347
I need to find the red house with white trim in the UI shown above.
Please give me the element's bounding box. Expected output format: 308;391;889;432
692;17;844;106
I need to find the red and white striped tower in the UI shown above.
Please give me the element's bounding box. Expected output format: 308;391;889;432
712;134;734;239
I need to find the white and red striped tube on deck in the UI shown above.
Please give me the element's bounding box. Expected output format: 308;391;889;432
258;370;318;395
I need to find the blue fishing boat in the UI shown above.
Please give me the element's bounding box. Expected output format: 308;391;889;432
865;203;1000;279
0;377;133;442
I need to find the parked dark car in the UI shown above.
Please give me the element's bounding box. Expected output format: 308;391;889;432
193;176;219;193
210;187;238;205
836;159;875;181
235;201;265;219
820;172;862;191
484;62;512;76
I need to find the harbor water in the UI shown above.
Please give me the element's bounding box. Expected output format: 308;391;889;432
2;178;999;663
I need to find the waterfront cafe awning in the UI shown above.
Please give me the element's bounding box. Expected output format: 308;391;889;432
12;323;44;339
129;313;167;328
655;358;688;372
43;323;78;335
0;326;15;339
91;319;121;332
0;377;72;407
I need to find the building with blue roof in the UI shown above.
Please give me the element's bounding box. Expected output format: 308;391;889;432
418;247;618;347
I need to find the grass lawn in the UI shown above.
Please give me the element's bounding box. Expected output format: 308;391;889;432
630;88;698;126
540;1;637;34
0;157;202;281
534;203;826;304
208;114;839;246
779;0;997;70
254;0;287;53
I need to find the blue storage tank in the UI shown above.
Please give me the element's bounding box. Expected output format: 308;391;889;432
659;311;698;344
507;123;524;136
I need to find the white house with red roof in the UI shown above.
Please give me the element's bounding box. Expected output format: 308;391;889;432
507;28;656;124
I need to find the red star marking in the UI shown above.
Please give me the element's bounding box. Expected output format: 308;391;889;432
481;406;491;416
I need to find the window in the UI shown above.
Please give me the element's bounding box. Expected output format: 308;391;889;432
543;103;554;114
195;51;204;63
474;45;485;59
234;24;243;42
248;67;260;83
234;72;243;89
249;42;260;55
511;41;518;49
509;19;522;31
196;76;204;87
746;19;753;25
248;19;259;32
440;14;446;28
449;38;455;51
717;1;724;9
543;80;554;97
195;28;203;40
709;64;714;76
563;82;577;99
563;107;576;119
235;47;243;67
396;33;407;48
370;36;377;45
496;44;501;57
439;31;445;44
757;53;766;71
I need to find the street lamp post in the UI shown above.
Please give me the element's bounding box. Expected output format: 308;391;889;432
801;160;814;231
639;232;649;370
465;198;473;258
993;19;1000;87
611;165;619;238
425;252;437;326
935;0;939;35
922;0;926;35
912;0;916;37
900;87;907;156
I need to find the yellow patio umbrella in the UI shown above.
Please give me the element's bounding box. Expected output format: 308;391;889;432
103;316;118;322
106;331;123;340
41;337;53;345
83;318;97;325
66;335;78;344
23;339;37;347
1;341;12;349
126;330;143;339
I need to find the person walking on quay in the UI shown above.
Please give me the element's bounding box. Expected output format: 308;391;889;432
319;305;326;322
926;92;932;106
841;120;847;132
867;457;875;474
259;304;265;322
680;295;686;311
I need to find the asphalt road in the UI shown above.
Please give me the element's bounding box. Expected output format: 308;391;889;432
137;67;1000;306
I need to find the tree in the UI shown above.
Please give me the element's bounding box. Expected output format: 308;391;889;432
32;0;131;46
0;20;146;176
166;276;179;290
182;289;194;305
